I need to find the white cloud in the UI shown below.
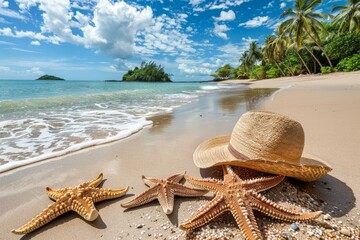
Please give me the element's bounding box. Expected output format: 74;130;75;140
178;63;212;75
280;2;286;8
0;6;26;20
202;58;222;68
0;16;9;23
7;0;154;59
213;23;230;39
186;26;193;32
15;0;38;11
26;67;44;76
134;13;195;57
0;0;9;7
215;37;257;63
30;40;40;45
210;3;227;9
0;40;14;45
214;10;235;21
239;16;269;28
11;47;38;53
82;0;153;59
189;0;204;6
209;0;250;10
0;66;10;72
263;1;274;9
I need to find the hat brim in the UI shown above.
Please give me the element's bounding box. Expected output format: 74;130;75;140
193;135;332;182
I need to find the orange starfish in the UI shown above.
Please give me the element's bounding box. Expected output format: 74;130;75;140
121;171;208;214
12;173;128;235
180;166;322;239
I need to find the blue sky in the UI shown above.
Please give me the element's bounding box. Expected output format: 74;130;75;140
0;0;346;81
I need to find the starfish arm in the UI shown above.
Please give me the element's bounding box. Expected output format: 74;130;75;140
157;185;175;214
70;196;99;221
180;195;227;231
79;173;103;188
170;182;208;197
142;175;161;187
166;171;186;183
230;197;263;240
87;187;129;203
249;191;322;222
184;175;223;192
243;175;285;192
12;199;70;235
121;185;160;209
46;187;68;201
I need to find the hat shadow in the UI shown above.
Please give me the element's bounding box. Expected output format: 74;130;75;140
200;166;355;217
292;174;355;217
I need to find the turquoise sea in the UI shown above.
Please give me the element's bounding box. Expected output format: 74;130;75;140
0;80;242;172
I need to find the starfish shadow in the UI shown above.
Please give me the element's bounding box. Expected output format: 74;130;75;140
122;200;159;213
166;196;214;226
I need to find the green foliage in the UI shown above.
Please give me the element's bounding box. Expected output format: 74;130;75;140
324;33;360;61
233;66;249;79
280;52;303;75
249;66;266;80
321;66;333;73
37;75;64;80
335;53;360;72
122;61;171;82
213;64;234;79
266;66;282;78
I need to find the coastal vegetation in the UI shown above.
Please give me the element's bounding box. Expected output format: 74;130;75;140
122;61;172;82
37;75;64;81
212;0;360;80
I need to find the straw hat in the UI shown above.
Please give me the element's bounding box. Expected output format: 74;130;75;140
193;111;332;181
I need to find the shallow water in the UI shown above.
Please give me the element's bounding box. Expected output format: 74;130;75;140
0;80;246;172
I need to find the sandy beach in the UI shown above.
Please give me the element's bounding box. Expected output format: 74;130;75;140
1;71;360;239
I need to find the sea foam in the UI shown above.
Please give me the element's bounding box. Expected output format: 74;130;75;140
0;81;224;173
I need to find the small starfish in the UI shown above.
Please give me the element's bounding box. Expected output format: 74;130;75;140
121;171;208;214
180;166;322;240
12;173;128;235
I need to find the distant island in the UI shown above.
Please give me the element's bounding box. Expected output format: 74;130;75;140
122;61;171;82
37;75;64;81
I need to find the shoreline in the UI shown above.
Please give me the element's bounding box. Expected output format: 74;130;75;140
0;87;275;239
1;71;360;239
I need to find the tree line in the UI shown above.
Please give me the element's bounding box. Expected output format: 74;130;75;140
212;0;360;80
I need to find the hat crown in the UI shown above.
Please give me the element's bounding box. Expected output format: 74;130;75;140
229;111;305;163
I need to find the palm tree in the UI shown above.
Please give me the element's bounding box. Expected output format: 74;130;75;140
302;37;323;68
332;0;360;34
262;35;286;76
239;51;252;74
248;41;262;64
289;43;312;74
280;0;333;69
272;29;296;75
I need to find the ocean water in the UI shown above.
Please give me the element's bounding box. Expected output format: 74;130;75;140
0;80;244;173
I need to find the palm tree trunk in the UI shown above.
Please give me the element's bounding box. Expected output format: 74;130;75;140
304;45;323;68
304;29;333;69
281;61;295;76
313;58;317;72
295;50;311;74
273;61;286;76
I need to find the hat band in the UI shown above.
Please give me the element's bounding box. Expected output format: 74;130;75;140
228;144;250;160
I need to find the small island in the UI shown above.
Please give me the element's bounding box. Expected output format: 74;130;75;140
37;74;64;81
122;61;171;82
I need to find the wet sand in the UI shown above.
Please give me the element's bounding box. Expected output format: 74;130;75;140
0;87;274;239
